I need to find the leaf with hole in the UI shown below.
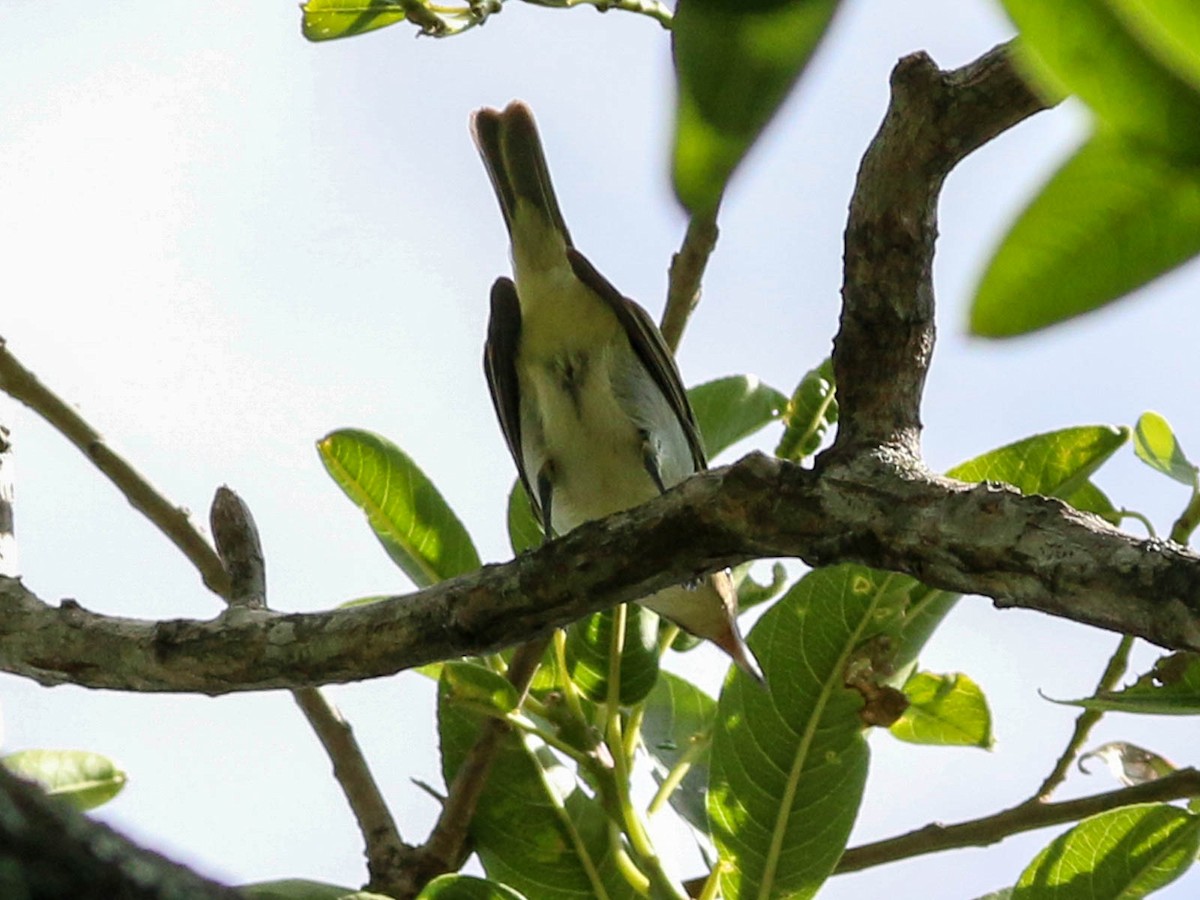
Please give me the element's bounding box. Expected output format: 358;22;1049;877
710;565;903;899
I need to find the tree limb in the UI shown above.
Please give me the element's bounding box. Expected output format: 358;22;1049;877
3;449;1199;693
835;767;1200;874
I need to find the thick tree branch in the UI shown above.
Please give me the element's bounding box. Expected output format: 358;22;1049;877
833;44;1049;455
4;451;1200;693
835;767;1200;874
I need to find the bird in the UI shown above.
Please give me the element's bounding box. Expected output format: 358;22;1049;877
471;100;763;684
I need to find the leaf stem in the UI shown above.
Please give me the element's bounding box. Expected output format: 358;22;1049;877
1170;483;1200;545
646;730;711;816
1031;633;1134;802
835;767;1200;873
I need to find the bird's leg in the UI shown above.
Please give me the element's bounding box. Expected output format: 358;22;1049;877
536;461;557;545
639;430;668;495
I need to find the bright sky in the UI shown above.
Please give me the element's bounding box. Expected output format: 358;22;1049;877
2;1;1199;897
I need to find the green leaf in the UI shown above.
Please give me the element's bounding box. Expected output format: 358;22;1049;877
1002;0;1200;155
564;606;660;706
301;0;406;42
947;424;1128;497
735;560;788;613
1134;411;1198;486
417;874;529;899
1061;479;1121;524
970;134;1200;336
2;749;126;811
238;882;377;900
641;672;717;833
507;479;544;555
442;661;521;715
710;566;898;900
687;374;786;460
889;671;995;749
318;429;480;588
1057;652;1200;714
672;0;843;214
775;357;838;462
1109;1;1200;90
1079;741;1177;786
437;673;639;900
1014;803;1200;899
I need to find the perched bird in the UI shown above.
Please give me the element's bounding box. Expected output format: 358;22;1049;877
472;100;763;683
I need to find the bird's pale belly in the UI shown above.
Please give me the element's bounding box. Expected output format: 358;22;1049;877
535;378;659;532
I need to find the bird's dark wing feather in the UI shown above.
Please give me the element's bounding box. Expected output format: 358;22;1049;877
483;277;545;526
566;248;708;472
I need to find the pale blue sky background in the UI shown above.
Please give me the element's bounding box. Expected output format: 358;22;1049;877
2;1;1199;897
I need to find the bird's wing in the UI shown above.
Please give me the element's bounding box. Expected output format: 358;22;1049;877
566;247;708;473
483;276;545;527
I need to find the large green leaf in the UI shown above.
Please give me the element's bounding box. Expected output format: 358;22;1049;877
889;671;995;749
1134;411;1198;486
672;0;843;214
710;566;899;899
318;429;480;588
438;671;640;900
1003;0;1200;155
775;358;837;462
417;875;529;900
687;375;786;460
2;750;126;811
1058;652;1200;714
301;0;407;42
970;133;1200;336
564;606;661;706
946;424;1128;497
641;672;717;833
1013;803;1200;898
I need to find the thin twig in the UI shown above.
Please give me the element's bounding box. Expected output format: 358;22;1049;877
1031;633;1134;802
661;212;718;352
208;486;410;887
0;337;229;597
292;687;413;883
406;637;550;895
835;767;1200;874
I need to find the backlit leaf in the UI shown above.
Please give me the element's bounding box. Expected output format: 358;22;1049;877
319;429;480;587
1014;803;1200;899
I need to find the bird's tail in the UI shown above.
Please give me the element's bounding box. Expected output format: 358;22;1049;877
470;101;573;247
